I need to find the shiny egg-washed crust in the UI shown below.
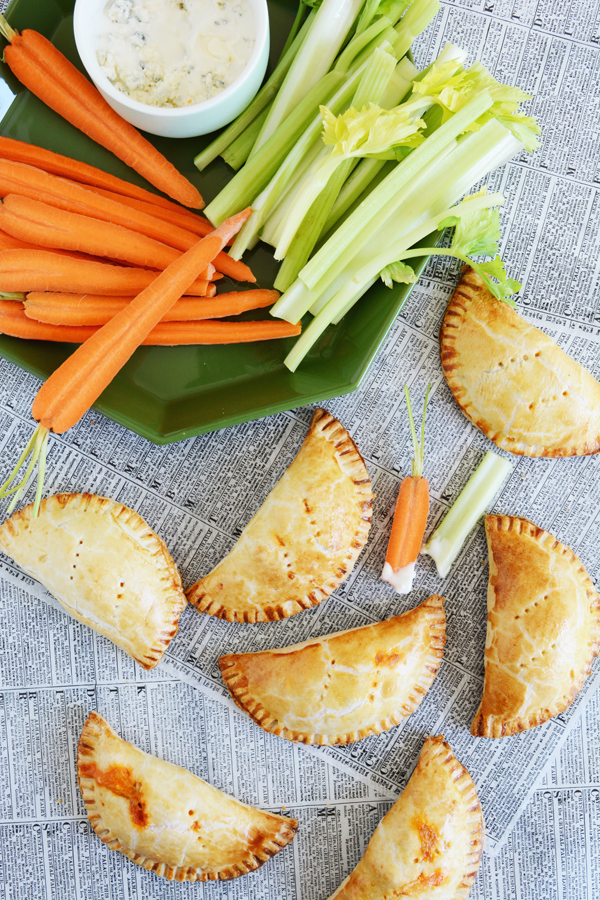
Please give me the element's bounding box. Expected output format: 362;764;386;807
186;409;373;622
0;493;186;669
440;268;600;457
219;595;446;746
327;736;484;900
471;515;600;738
77;712;298;882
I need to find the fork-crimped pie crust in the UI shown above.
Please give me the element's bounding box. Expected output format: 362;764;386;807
440;268;600;457
219;595;446;745
0;492;186;668
187;408;373;621
77;712;298;882
471;515;600;738
327;736;484;899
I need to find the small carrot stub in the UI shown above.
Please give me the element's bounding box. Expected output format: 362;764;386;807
381;385;431;594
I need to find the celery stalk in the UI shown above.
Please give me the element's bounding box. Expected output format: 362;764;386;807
193;10;315;171
204;70;343;225
392;0;440;59
254;0;366;152
423;451;513;577
221;107;270;170
297;89;494;290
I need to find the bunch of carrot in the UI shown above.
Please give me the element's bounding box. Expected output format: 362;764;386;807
0;139;303;346
0;208;301;516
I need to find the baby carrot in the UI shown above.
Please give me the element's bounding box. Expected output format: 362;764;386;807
381;384;431;594
31;208;252;434
0;135;204;215
0;308;298;345
0;19;203;208
0;249;215;296
24;289;276;326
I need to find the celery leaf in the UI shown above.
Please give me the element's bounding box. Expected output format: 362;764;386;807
380;259;417;287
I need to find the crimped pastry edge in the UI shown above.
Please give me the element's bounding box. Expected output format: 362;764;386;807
471;515;600;738
186;408;373;622
218;595;446;745
439;267;600;458
77;712;298;882
0;492;186;669
420;736;485;900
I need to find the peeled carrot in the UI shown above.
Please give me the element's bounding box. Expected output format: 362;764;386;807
0;195;248;281
0;162;252;280
24;289;277;326
90;186;216;238
0;20;203;208
0;135;205;217
0;307;298;345
32;208;252;434
0;249;214;296
381;385;431;594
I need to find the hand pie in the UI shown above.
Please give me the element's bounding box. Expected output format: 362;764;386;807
471;515;600;738
219;595;446;745
77;712;297;881
440;268;600;456
0;493;186;669
327;736;484;899
187;408;373;622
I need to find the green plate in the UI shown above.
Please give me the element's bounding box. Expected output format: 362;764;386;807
0;0;430;444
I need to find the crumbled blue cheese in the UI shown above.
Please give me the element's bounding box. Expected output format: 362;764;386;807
96;0;255;108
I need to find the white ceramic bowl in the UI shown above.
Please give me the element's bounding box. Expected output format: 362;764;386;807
73;0;270;138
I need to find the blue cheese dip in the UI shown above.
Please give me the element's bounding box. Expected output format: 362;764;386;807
96;0;255;108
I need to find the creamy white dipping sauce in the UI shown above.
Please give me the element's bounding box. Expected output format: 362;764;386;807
96;0;255;108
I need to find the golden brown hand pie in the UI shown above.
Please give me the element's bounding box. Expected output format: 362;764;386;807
219;595;446;745
0;493;186;669
440;268;600;456
187;408;373;622
471;515;600;738
328;736;484;900
77;712;297;881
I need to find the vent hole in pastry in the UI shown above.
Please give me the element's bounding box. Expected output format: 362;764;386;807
413;858;420;864
563;391;568;396
535;351;541;357
79;540;83;544
188;810;194;816
498;361;503;367
529;404;534;410
523;354;529;360
120;582;125;588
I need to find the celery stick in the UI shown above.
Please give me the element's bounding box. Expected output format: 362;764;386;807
254;0;366;152
298;90;494;290
221;107;270;170
423;451;513;577
392;0;440;59
228;69;364;257
273;50;402;259
204;70;343;225
193;10;315;171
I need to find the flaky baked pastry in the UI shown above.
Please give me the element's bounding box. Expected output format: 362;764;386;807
219;595;446;745
327;736;484;899
187;408;373;621
440;268;600;456
471;515;600;738
0;493;186;668
77;712;297;881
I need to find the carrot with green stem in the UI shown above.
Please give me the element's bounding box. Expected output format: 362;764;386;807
0;20;203;208
381;384;431;594
0;208;252;517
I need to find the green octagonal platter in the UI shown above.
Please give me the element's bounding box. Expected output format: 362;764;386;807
0;0;430;443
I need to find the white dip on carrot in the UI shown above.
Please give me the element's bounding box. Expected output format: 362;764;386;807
96;0;255;108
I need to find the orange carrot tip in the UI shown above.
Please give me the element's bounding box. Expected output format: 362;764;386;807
381;383;432;594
